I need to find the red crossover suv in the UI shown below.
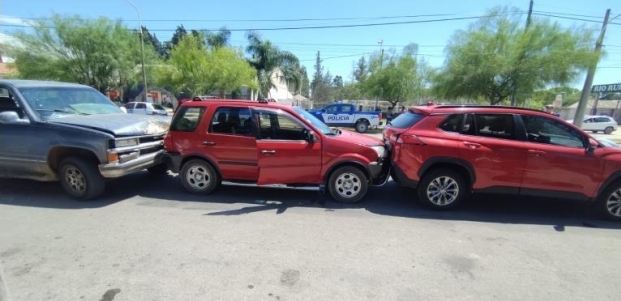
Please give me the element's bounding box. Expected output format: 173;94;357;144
164;99;389;203
384;104;621;221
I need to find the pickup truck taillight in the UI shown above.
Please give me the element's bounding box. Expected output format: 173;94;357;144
378;112;382;120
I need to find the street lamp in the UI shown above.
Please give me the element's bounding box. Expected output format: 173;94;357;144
124;0;148;102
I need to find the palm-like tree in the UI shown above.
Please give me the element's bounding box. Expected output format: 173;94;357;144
245;31;301;98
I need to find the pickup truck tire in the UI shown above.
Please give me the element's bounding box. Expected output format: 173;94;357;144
355;120;369;133
58;157;105;200
328;166;368;203
180;159;220;194
417;168;465;210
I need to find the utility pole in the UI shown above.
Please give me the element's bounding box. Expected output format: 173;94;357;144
573;9;611;128
375;39;384;110
511;0;534;107
124;0;148;103
526;0;534;27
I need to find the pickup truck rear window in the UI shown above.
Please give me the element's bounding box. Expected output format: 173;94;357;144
389;111;425;129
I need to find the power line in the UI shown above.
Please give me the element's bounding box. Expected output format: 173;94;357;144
0;13;526;32
533;10;604;20
14;13;457;23
532;12;621;25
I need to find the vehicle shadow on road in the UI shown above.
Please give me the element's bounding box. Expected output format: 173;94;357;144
134;175;621;230
2;173;620;230
0;173;157;209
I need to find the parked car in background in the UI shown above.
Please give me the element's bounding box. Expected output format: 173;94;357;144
164;99;389;203
308;102;382;133
125;101;168;116
566;115;617;134
0;80;170;200
384;104;621;221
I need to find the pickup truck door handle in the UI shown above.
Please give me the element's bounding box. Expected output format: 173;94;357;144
528;149;546;156
463;141;481;149
261;150;276;155
202;141;216;146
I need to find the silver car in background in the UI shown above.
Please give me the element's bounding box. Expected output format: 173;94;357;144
125;101;168;116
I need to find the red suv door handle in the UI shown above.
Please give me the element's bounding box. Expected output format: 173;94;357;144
463;141;481;149
528;149;546;156
261;150;276;155
202;141;216;146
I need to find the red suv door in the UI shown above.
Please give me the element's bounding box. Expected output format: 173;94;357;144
518;114;604;199
253;108;322;185
202;106;259;181
457;113;528;192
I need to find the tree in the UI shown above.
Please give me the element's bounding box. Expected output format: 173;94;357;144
311;51;332;102
352;56;368;82
7;14;153;93
332;75;344;88
140;26;167;58
363;53;421;107
154;34;257;97
298;66;310;97
433;6;597;105
203;27;231;48
245;31;300;98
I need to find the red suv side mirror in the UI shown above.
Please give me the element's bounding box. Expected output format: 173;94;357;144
587;137;599;153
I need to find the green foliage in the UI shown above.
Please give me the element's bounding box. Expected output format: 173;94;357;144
433;6;597;105
363;52;421;107
310;51;334;102
531;86;581;108
245;31;301;98
7;14;156;93
154;34;257;96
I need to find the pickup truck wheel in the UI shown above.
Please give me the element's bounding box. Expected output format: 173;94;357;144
180;159;220;194
604;127;614;134
147;163;168;176
328;166;368;203
417;168;465;210
596;180;621;221
355;121;369;133
58;157;105;200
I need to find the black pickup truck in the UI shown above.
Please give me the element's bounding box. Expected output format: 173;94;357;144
0;80;170;200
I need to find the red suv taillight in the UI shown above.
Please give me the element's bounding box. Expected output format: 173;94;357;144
397;134;426;146
163;133;174;151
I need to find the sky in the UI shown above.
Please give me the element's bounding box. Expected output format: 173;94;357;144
1;0;620;89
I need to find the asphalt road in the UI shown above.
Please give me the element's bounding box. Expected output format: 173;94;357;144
1;171;621;301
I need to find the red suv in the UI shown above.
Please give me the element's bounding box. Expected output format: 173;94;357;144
164;99;389;203
384;104;621;221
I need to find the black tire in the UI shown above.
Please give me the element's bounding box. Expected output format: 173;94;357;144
604;127;614;134
592;130;598;134
355;120;369;133
417;168;466;210
58;157;105;200
180;159;220;194
147;163;168;177
596;180;621;221
328;166;369;203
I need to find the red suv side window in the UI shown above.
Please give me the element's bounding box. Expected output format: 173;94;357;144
521;115;585;148
170;106;206;132
209;106;256;137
